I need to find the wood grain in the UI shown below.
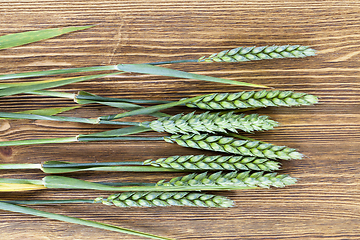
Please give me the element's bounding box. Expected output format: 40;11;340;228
0;0;360;239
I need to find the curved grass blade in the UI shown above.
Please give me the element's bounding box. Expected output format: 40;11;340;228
0;183;46;192
116;64;268;88
26;90;76;99
0;72;121;97
75;91;170;118
99;94;206;120
0;136;78;147
0;202;173;240
76;91;171;105
19;90;169;118
0;125;152;147
17;106;80;116
0;111;99;124
77;99;169;118
0;178;45;192
0;25;94;50
0;106;81;120
79;126;152;138
0;65;118;81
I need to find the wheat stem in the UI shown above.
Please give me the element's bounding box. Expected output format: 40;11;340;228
0;202;173;240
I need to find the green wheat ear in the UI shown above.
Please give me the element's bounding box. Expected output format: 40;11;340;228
199;45;316;62
164;134;303;160
95;191;234;208
144;155;281;171
157;171;297;189
185;90;319;110
141;112;279;135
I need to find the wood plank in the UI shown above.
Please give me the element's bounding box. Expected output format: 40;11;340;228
0;0;359;239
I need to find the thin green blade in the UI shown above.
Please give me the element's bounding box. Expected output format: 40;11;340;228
0;65;118;81
79;126;152;138
0;178;43;185
0;136;78;147
43;176;116;190
0;202;173;240
0;164;41;170
16;106;80;116
0;106;81;120
0;178;45;191
76;91;170;104
0;111;98;124
76;91;169;118
99;94;205;120
0;25;94;50
116;64;268;88
0;72;120;97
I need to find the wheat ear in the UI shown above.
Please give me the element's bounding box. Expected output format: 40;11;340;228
142;112;278;134
144;155;281;171
199;45;316;62
157;171;297;189
95;191;234;208
184;90;318;110
164;134;303;160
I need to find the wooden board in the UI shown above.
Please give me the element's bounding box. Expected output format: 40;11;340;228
0;1;359;239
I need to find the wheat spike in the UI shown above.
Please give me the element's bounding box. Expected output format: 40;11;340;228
199;45;316;63
142;112;278;134
94;191;234;208
144;155;281;171
164;134;303;160
184;90;319;110
157;171;297;189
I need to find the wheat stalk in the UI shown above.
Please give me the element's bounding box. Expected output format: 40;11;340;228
184;90;318;110
199;45;316;62
144;155;280;171
164;134;303;160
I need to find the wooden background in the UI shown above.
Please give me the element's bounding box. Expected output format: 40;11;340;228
0;0;360;239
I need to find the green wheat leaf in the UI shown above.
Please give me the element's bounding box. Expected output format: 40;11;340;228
17;106;80;116
0;73;120;97
116;64;268;88
99;94;206;120
0;202;173;240
80;126;152;138
0;25;94;50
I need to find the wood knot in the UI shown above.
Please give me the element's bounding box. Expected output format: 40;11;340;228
0;146;12;157
0;120;11;131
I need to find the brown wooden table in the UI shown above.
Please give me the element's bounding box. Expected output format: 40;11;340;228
1;1;359;239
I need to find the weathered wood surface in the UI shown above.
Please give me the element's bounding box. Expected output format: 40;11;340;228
0;0;360;239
